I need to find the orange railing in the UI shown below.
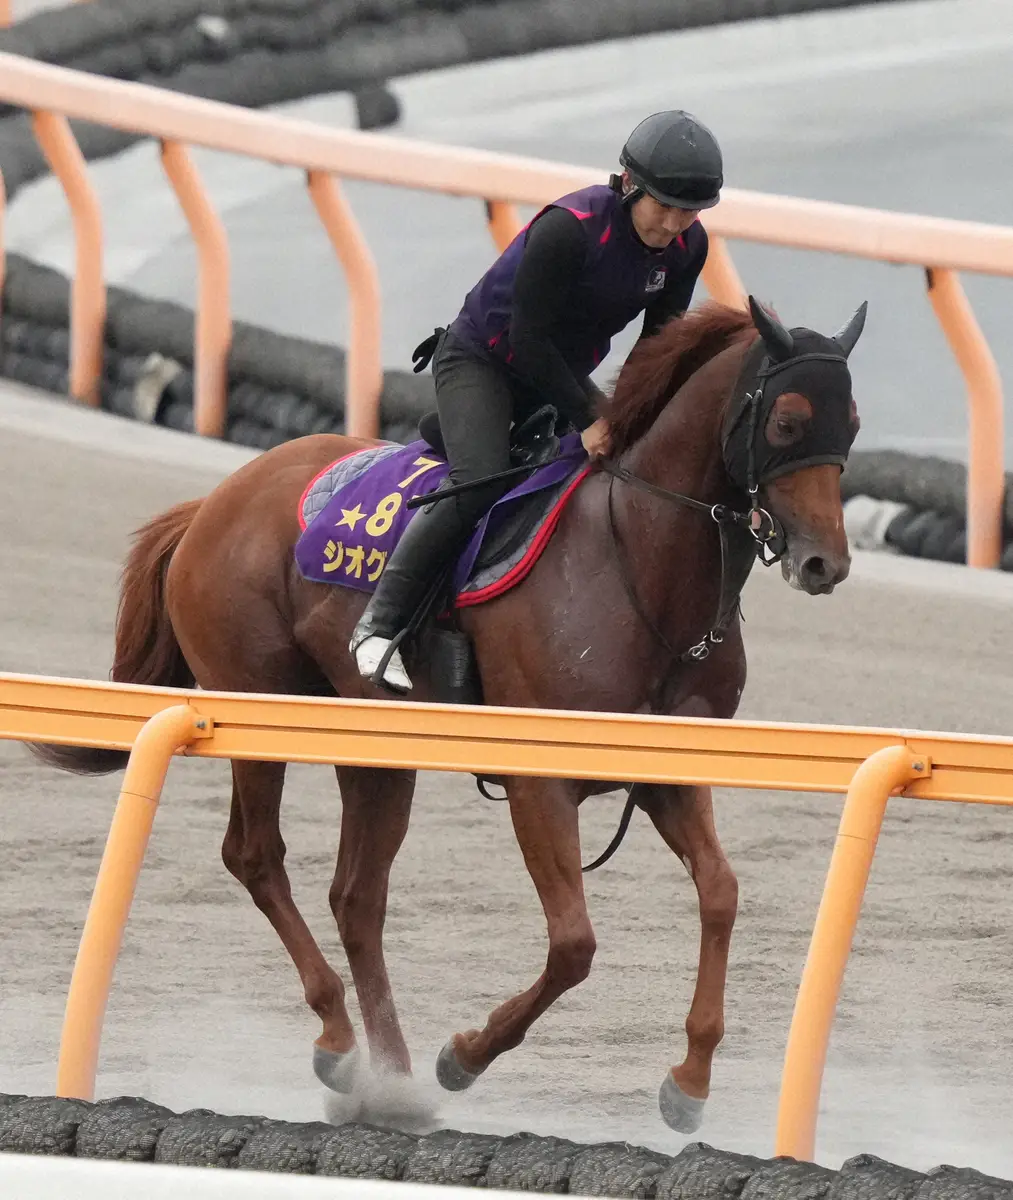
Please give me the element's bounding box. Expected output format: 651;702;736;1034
0;0;87;27
0;53;1008;565
3;670;1013;1159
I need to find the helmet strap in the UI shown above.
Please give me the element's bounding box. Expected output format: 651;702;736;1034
610;172;642;207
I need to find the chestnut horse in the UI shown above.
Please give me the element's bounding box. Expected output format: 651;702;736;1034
32;297;865;1133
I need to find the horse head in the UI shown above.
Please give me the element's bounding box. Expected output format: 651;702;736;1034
722;297;866;595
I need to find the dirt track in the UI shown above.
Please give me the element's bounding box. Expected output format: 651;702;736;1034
2;388;1013;1176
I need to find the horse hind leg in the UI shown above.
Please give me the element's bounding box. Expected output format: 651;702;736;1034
329;764;415;1076
222;758;360;1092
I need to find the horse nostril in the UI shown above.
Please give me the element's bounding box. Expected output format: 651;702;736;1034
801;555;829;586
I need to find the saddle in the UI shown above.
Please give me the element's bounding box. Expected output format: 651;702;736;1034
418;403;561;470
411;403;566;708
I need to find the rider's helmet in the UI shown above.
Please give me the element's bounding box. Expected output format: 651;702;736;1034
618;110;723;210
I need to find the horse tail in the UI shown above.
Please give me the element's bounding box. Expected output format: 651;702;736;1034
28;499;202;776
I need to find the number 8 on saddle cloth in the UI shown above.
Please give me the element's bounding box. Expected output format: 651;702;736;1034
294;406;588;702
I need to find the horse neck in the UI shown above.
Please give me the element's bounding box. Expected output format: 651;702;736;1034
624;342;746;506
604;340;754;695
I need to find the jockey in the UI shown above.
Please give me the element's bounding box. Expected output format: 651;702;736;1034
350;109;723;692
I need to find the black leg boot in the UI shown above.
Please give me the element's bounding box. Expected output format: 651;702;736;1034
349;497;473;693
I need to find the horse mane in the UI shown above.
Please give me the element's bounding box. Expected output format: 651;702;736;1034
601;302;757;455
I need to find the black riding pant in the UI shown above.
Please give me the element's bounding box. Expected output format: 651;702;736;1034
354;331;538;642
432;329;540;525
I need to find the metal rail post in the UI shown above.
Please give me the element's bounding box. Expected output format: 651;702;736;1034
56;705;210;1101
775;744;929;1161
925;267;1005;569
306;169;382;440
161;140;231;439
31;110;105;407
700;233;747;309
485;199;522;254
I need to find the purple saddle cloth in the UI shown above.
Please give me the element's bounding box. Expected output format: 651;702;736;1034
294;435;589;605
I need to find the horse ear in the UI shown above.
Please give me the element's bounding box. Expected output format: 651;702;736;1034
832;301;868;358
748;295;794;361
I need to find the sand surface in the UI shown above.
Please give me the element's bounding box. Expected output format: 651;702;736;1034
2;387;1013;1176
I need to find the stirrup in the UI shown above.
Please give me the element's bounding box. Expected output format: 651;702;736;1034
352;634;413;694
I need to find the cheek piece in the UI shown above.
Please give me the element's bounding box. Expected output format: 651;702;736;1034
721;335;859;563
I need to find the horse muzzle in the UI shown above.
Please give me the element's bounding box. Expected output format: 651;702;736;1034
781;538;851;594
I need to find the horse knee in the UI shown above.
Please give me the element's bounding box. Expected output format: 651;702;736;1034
547;929;597;989
699;863;738;934
330;883;384;960
221;837;245;883
223;839;287;903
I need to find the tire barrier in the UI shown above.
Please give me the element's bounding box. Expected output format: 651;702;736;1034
2;1092;1011;1196
0;252;435;448
842;451;972;525
0;0;918;199
3;249;1005;573
841;451;1013;571
0;0;957;565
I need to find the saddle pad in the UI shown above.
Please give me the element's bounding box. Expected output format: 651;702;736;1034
294;435;590;607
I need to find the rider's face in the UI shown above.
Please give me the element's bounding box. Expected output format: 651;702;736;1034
629;193;700;248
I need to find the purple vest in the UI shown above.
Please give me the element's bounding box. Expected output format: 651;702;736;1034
449;184;705;379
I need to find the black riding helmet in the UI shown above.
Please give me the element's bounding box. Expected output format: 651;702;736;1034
617;110;723;210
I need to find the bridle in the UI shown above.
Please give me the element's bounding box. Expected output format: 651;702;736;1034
601;458;777;666
600;346;851;671
599;379;778;672
584;306;863;873
580;387;781;876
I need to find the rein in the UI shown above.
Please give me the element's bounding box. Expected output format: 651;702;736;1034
577;376;787;877
597;345;852;671
597;373;786;671
602;464;749;667
481;346;852;874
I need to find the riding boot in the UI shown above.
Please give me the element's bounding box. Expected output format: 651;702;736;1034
349;496;473;693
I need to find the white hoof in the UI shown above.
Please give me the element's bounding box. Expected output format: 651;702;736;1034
313;1043;361;1093
435;1040;485;1092
658;1071;706;1133
353;636;412;693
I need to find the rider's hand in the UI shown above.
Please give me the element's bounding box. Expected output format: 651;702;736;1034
581;418;611;460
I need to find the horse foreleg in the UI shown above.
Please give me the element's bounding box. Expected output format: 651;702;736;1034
435;775;594;1092
222;759;359;1092
330;765;415;1076
636;781;738;1133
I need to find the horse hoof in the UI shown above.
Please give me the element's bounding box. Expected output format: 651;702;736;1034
435;1039;485;1092
313;1043;361;1093
658;1071;706;1134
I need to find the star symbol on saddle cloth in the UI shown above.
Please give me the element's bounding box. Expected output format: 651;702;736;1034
336;503;367;531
